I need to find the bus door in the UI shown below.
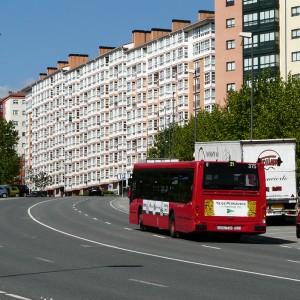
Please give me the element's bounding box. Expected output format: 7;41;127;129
169;170;194;233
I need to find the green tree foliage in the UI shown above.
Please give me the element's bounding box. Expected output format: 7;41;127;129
147;72;300;179
30;171;53;191
0;118;21;184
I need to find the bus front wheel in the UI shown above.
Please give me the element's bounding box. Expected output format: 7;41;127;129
138;211;146;231
169;214;177;238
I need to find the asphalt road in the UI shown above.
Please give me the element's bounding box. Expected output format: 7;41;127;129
0;196;299;300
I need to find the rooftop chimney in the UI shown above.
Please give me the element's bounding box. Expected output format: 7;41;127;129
198;10;215;21
172;19;191;31
132;30;151;47
98;46;115;56
47;67;57;76
150;28;172;40
57;60;69;70
68;54;89;68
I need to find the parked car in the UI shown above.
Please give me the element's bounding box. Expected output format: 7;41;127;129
5;185;20;197
296;211;300;238
12;184;30;197
0;186;8;198
31;191;47;197
88;186;104;196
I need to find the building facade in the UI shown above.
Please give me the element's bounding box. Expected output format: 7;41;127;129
24;11;216;196
215;0;300;105
0;91;26;156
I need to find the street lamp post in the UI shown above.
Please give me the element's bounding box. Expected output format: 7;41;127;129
172;91;175;159
239;31;254;140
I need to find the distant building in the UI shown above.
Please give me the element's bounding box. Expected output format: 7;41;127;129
0;90;26;156
215;0;300;105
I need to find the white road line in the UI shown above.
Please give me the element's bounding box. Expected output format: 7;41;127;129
28;199;300;283
93;217;98;220
287;260;300;264
5;293;31;300
153;234;166;239
124;227;132;231
34;257;54;263
85;214;89;216
129;279;168;288
110;199;129;214
280;245;292;249
105;222;111;225
201;245;221;250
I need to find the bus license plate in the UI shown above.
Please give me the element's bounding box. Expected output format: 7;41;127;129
217;226;233;230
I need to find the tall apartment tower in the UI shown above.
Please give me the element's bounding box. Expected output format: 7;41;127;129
215;0;300;105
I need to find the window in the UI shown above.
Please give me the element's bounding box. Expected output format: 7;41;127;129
243;0;257;4
226;40;235;49
244;13;258;27
226;18;235;28
292;51;300;62
244;57;258;71
291;6;300;17
226;61;235;71
227;83;236;92
13;110;19;115
226;0;234;6
292;29;300;39
13;99;18;104
260;9;277;24
260;54;278;68
260;32;275;43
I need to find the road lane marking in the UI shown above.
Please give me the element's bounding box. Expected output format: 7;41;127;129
28;199;300;283
153;235;165;239
129;279;168;288
5;293;31;300
34;257;54;263
110;199;129;214
93;218;98;220
201;245;221;250
288;260;300;264
105;222;111;225
124;228;132;231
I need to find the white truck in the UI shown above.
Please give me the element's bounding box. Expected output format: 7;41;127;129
195;139;298;217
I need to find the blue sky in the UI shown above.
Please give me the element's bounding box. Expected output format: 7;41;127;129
0;0;214;97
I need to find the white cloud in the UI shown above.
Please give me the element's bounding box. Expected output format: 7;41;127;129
0;85;10;98
22;77;36;87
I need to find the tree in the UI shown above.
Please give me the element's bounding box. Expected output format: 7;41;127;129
0;118;21;184
30;171;53;191
147;71;300;181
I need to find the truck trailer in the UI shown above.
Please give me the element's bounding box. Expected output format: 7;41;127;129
195;139;298;217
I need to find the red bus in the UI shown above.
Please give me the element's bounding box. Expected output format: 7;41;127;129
128;160;266;239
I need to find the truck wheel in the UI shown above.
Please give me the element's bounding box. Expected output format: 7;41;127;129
169;213;177;238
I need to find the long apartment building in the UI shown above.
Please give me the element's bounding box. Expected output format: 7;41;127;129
24;10;215;196
215;0;300;105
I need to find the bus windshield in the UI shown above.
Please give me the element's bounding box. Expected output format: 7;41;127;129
202;162;259;191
